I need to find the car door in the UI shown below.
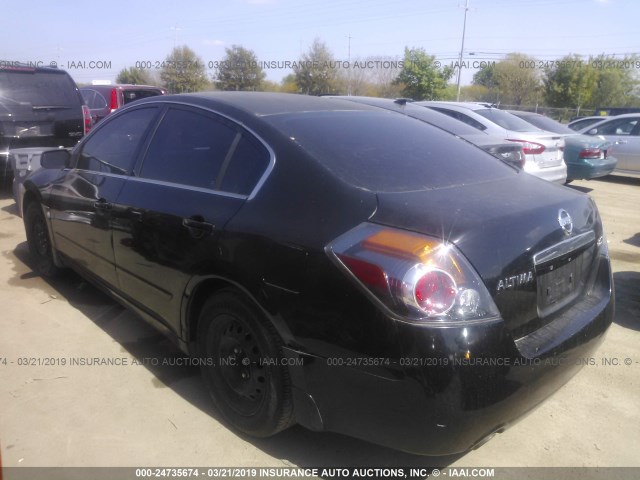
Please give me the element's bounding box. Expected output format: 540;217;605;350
48;106;160;287
591;116;640;172
112;104;272;331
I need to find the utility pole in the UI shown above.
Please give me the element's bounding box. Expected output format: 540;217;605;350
170;25;182;49
456;0;470;101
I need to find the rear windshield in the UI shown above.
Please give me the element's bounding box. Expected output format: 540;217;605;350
267;111;514;192
0;69;81;107
475;108;543;133
517;114;573;134
122;89;163;105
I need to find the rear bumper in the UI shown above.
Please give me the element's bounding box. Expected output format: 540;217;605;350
566;157;618;180
289;256;613;455
524;162;567;184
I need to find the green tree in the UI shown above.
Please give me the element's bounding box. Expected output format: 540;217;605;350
473;62;497;90
293;38;340;95
394;47;453;100
589;54;640;108
116;67;152;85
493;53;541;106
214;45;265;91
544;54;640;111
160;45;208;94
543;54;598;113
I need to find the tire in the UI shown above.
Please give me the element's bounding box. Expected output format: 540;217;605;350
24;201;60;277
197;289;294;437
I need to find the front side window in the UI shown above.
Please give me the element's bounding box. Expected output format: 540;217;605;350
140;107;237;189
76;107;158;174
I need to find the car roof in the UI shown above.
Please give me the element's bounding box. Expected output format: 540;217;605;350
417;101;496;111
0;63;71;75
135;92;376;117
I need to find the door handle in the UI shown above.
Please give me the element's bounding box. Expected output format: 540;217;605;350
182;216;214;236
616;140;628;145
93;198;113;210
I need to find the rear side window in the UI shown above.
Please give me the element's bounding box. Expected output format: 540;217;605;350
0;70;81;107
593;118;639;135
220;136;270;195
140;107;237;189
267;111;514;192
429;107;487;131
77;107;158;174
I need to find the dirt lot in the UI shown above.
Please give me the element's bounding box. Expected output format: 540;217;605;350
0;175;639;470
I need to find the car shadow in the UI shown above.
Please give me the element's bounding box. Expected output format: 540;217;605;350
623;233;640;248
7;241;464;471
595;174;640;187
613;271;640;332
566;184;592;194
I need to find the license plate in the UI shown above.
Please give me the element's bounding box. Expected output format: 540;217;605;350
538;260;579;308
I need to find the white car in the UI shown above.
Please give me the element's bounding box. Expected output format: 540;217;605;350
417;102;567;183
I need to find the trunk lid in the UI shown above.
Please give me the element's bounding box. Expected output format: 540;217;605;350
370;173;601;335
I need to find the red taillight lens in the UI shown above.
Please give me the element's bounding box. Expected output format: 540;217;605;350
414;269;457;315
579;148;602;159
110;88;119;112
506;139;545;155
82;105;92;135
327;223;500;324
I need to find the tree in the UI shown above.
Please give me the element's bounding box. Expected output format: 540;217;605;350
116;67;152;85
394;47;453;100
493;53;541;106
160;45;208;93
214;45;265;91
543;54;598;113
472;53;541;106
544;54;640;112
293;38;340;95
473;62;497;90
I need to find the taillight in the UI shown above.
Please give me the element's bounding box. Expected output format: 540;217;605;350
327;223;500;324
82;105;92;135
506;139;545;155
110;88;119;112
579;148;603;159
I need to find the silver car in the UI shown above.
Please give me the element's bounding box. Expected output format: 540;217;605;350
579;113;640;174
567;116;610;132
417;102;567;183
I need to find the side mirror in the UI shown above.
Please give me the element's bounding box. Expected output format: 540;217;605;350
41;149;71;169
587;128;597;135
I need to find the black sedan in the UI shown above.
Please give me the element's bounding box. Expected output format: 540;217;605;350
21;92;614;455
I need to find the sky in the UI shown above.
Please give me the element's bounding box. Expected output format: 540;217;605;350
1;0;638;87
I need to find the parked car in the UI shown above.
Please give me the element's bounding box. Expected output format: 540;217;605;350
21;92;613;455
80;84;166;124
417;101;567;183
0;63;90;184
328;96;525;167
579;113;640;174
567;116;610;132
509;110;617;182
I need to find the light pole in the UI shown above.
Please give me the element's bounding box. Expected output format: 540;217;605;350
456;0;470;101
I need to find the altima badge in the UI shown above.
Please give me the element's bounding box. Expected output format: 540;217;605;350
558;209;573;235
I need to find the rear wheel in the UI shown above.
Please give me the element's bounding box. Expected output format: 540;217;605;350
24;201;60;277
197;289;294;437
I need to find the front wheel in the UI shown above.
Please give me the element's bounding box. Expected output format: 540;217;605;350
24;201;60;277
197;289;294;437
